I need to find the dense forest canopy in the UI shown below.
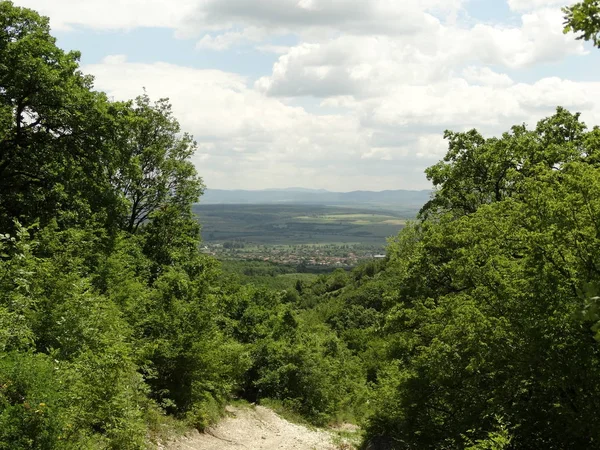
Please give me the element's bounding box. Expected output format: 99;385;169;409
2;1;600;449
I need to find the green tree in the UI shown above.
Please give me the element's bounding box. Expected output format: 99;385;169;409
0;2;119;232
111;93;204;234
420;108;585;219
363;110;600;449
0;224;148;449
564;0;600;47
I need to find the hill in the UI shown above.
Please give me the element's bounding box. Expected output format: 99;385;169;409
200;188;431;209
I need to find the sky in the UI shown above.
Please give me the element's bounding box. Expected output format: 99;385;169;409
13;0;600;192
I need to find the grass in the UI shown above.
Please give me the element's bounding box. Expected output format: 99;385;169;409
146;404;191;448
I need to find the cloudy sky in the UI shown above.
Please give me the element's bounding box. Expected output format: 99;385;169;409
14;0;600;191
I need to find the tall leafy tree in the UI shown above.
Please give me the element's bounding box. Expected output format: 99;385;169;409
363;110;600;450
111;93;204;235
420;108;585;219
563;0;600;352
0;1;118;231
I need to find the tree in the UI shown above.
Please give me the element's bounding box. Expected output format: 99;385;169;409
0;3;252;446
0;1;119;231
111;93;204;234
363;110;600;449
564;0;600;47
420;108;585;219
0;224;148;449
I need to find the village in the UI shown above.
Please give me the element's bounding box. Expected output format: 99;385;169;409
202;242;386;268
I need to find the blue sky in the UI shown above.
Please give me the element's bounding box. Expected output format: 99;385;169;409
14;0;600;191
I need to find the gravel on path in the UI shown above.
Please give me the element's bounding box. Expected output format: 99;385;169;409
163;405;346;450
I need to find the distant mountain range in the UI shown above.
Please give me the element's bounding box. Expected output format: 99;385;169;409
199;188;432;208
262;187;330;193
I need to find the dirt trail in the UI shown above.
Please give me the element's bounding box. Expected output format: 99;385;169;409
163;405;354;450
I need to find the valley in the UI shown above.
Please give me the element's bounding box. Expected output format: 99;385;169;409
193;202;412;269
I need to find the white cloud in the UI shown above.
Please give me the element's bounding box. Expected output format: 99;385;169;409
255;33;454;98
83;57;600;191
511;77;597;112
254;8;583;99
15;0;197;31
17;0;469;34
507;0;576;12
462;67;514;87
365;79;521;129
361;147;396;161
16;0;462;47
101;54;128;65
461;8;585;68
84;57;388;190
15;0;585;70
196;27;267;50
13;0;600;191
362;76;600;133
181;0;452;37
416;135;451;159
256;45;293;55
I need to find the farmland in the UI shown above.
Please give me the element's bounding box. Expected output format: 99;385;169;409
193;203;412;246
192;203;412;269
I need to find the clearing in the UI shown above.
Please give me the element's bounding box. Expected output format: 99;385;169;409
162;405;358;450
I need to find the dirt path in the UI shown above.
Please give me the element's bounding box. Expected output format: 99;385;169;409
163;405;354;450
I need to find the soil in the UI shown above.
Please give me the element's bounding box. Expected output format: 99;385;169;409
162;405;352;450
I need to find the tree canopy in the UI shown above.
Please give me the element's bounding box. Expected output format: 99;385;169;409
564;0;600;47
111;93;203;234
0;2;117;231
362;108;600;449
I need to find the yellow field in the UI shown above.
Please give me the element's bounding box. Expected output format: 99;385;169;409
295;213;406;226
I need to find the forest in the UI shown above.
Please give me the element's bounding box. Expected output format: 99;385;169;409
2;1;600;449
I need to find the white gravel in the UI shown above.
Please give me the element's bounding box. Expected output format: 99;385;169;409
164;405;343;450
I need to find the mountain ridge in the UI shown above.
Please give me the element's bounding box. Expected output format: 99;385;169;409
199;188;432;207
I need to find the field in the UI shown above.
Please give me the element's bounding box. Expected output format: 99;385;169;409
193;204;412;246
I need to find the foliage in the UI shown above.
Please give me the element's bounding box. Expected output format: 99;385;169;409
214;280;371;426
111;93;204;235
0;225;147;449
0;2;120;232
0;3;238;446
564;0;600;47
362;109;600;449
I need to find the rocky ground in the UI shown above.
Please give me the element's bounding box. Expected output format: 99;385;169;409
163;405;358;450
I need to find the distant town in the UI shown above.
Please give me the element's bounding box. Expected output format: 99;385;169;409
202;242;386;268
